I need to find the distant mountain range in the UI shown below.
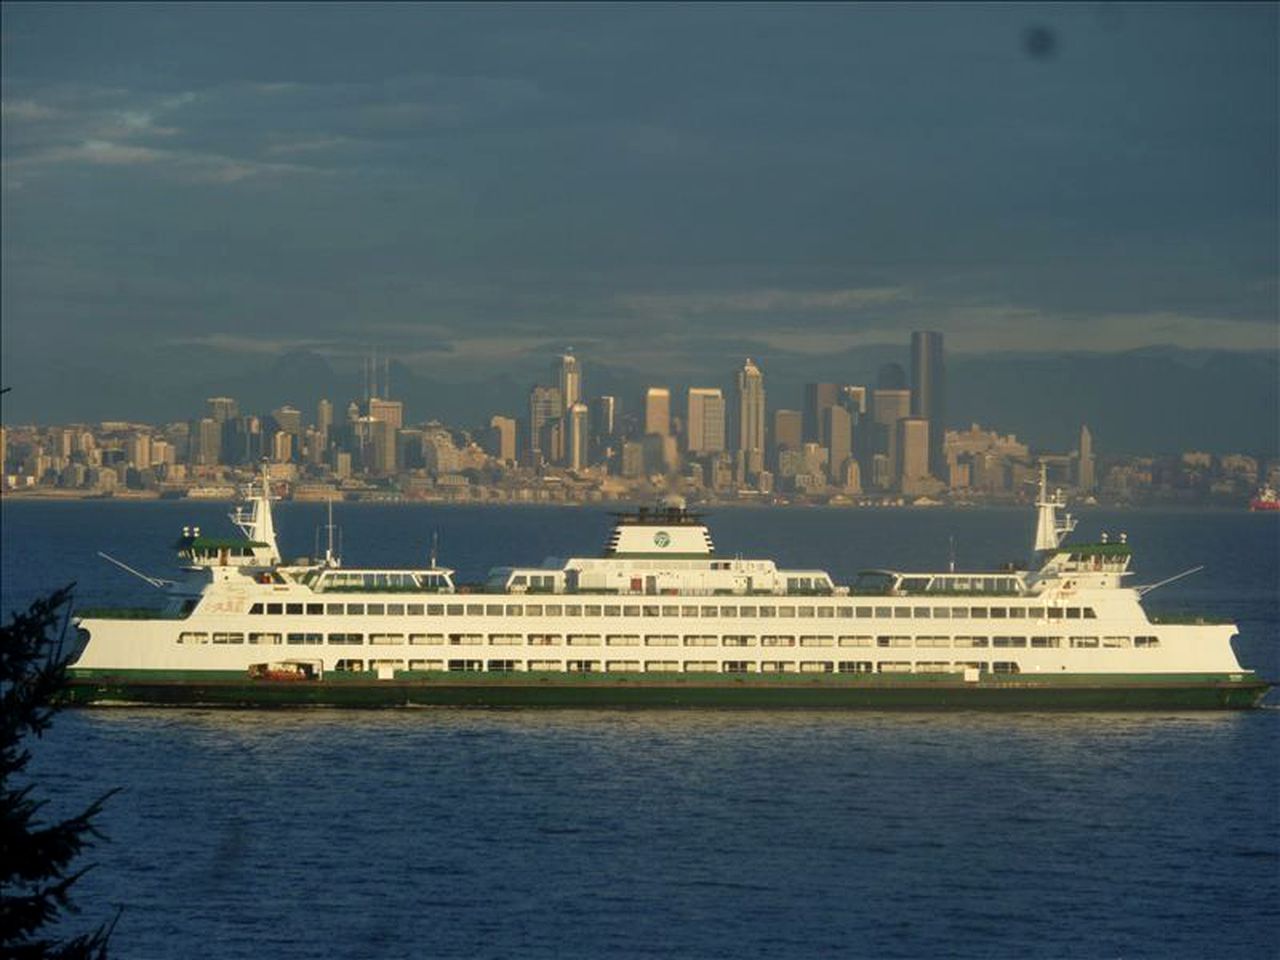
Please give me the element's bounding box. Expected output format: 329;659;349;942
9;345;1278;457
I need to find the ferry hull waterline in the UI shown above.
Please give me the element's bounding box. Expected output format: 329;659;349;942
68;468;1272;710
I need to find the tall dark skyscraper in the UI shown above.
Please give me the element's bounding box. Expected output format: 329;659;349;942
803;382;840;445
910;331;945;478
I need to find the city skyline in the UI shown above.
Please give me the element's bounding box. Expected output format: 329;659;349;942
2;4;1276;427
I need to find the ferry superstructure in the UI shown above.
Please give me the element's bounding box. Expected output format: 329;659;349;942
67;470;1270;708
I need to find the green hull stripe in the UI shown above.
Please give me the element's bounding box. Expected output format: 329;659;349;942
64;669;1271;710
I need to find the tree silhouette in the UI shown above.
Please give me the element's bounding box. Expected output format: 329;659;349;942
1;586;116;959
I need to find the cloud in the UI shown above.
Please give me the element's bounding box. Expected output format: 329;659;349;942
1;99;60;120
619;286;912;320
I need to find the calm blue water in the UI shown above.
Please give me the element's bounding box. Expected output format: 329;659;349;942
3;502;1278;959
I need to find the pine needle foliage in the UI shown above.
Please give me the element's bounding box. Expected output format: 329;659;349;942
1;586;117;959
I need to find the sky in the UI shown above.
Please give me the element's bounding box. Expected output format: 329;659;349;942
1;3;1277;423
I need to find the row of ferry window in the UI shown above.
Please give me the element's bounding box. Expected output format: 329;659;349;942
178;631;1160;649
331;659;1025;674
246;601;1099;620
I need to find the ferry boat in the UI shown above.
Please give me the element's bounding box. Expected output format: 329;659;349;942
66;468;1271;709
1249;485;1280;512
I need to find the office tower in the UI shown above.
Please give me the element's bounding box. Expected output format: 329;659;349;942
840;385;867;416
773;409;802;455
271;431;293;464
304;427;326;466
555;353;582;410
686;388;726;455
206;397;239;423
528;385;563;456
803;382;840;445
823;404;852;480
871;388;911;487
370;420;397;474
422;428;459;474
317;399;333;442
567;403;590;470
877;363;907;390
910;331;945;477
591;396;616;441
368;398;403;431
736;359;766;464
897;417;930;493
324;449;348;479
487;415;517;462
1077;425;1096;492
645;387;671;437
841;458;863;494
271;405;303;436
126;432;152;470
189;418;222;466
620;441;645;478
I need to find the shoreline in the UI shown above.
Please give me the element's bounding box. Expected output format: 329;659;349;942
0;490;1263;512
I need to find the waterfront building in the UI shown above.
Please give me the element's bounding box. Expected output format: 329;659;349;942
910;331;946;478
487;415;517;463
736;359;766;470
840;457;863;494
645;388;671;437
803;382;840;445
686;388;726;455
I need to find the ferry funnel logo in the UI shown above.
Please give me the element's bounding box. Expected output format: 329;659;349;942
653;531;671;548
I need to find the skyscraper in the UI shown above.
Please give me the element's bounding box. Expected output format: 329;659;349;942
910;331;946;478
528;385;563;456
803;382;840;445
823;404;852;480
567;403;590;470
368;398;403;431
487;415;517;463
772;409;802;470
1077;424;1096;492
316;399;333;444
736;359;765;468
555;353;582;410
206;397;239;423
840;385;867;416
686;388;726;455
897;416;930;493
645;387;671;437
271;405;303;436
871;387;911;488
